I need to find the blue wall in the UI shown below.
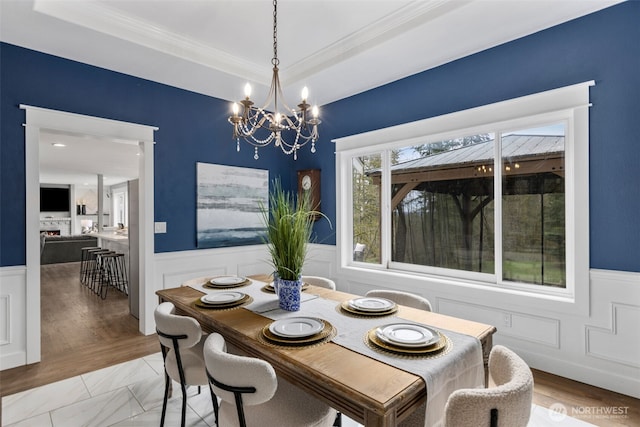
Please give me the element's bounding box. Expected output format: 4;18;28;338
0;43;335;267
321;1;640;273
1;1;638;272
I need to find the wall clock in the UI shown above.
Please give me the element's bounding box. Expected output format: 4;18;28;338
297;169;321;219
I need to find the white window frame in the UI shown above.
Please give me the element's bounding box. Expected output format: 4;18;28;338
334;81;592;314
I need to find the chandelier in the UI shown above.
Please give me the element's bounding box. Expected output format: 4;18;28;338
228;0;320;160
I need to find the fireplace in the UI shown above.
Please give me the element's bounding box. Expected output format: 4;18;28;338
41;230;61;236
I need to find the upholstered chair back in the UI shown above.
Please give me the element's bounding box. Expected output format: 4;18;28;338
301;275;337;290
155;302;202;349
154;302;208;387
444;345;533;427
153;302;211;427
204;333;278;406
365;289;433;312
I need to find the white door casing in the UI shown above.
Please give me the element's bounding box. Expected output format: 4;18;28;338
21;105;157;364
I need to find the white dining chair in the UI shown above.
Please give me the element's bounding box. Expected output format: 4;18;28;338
154;302;216;427
399;345;533;427
203;332;337;427
365;289;433;312
444;345;533;426
302;275;337;290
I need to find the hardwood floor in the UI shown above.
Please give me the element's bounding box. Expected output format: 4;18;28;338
532;368;639;426
1;263;638;427
0;262;158;397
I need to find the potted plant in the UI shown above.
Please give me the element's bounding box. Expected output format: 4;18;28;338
260;179;318;311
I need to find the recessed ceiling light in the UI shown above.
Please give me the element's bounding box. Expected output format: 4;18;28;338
51;143;66;147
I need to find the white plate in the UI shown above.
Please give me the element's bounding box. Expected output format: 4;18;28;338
209;276;246;286
348;297;395;312
200;291;245;305
376;324;439;347
269;317;324;338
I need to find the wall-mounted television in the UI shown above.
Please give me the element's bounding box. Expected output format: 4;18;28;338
40;187;70;212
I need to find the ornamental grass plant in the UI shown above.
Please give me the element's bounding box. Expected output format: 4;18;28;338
261;179;316;281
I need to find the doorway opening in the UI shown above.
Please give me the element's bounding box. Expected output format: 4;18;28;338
22;105;157;365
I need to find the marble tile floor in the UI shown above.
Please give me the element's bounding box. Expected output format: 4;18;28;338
3;352;596;427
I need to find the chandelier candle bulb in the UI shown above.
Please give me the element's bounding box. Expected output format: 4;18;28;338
227;0;321;159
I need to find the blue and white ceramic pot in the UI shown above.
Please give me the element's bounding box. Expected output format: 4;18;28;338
274;274;302;311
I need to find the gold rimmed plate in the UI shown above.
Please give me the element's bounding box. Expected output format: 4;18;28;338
194;294;250;309
340;301;398;316
261;319;332;346
203;276;250;289
261;282;310;293
376;323;440;347
269;317;324;338
367;328;447;355
348;297;395;312
200;291;245;305
211;276;247;286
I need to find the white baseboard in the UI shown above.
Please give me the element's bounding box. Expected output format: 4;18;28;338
513;343;640;399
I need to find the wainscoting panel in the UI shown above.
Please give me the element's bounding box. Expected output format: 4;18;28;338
153;245;270;290
0;295;10;345
586;270;640;370
151;243;338;296
586;303;640;368
338;265;640;398
149;247;638;398
0;266;27;370
438;299;560;348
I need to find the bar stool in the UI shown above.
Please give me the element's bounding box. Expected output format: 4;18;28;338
101;252;128;298
80;246;99;283
83;248;107;286
90;250;114;295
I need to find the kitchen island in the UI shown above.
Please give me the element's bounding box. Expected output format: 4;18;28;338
92;231;139;318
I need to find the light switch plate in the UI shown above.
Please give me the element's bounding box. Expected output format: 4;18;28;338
154;222;167;233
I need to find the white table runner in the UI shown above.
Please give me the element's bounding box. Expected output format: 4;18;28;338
187;277;484;426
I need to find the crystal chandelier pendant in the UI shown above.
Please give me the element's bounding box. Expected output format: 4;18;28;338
227;0;321;159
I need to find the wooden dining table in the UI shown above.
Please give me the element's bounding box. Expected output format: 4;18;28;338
156;275;496;427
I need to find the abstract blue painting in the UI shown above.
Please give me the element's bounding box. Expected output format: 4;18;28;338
196;163;268;248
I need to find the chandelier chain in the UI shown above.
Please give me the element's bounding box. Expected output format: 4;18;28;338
228;0;320;159
272;0;279;67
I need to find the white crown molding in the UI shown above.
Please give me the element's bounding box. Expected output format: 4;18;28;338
283;0;468;85
32;0;272;85
32;0;467;88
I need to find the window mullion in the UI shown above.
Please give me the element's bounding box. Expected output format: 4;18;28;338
494;130;504;284
381;150;392;268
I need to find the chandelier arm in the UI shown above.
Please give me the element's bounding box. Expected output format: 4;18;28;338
228;0;320;159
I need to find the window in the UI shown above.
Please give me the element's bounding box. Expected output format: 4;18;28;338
336;82;592;299
352;153;382;264
112;189;128;227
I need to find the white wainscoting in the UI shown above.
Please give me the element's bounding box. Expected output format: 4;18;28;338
148;243;339;334
4;246;637;399
0;266;28;370
339;265;640;398
152;243;339;290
